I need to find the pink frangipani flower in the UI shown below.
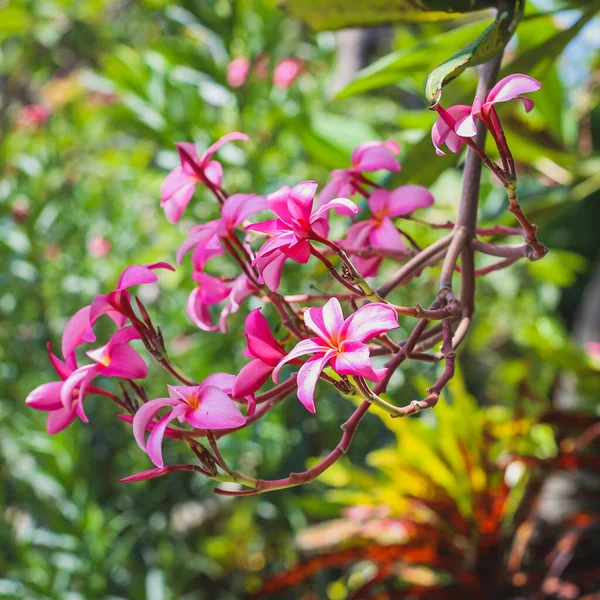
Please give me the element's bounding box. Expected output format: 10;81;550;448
273;298;398;412
233;309;287;398
60;327;148;422
226;57;251;88
273;58;304;89
245;181;358;290
160;133;248;223
319;141;401;206
343;185;434;277
133;376;246;468
431;105;473;157
25;345;100;434
456;74;542;138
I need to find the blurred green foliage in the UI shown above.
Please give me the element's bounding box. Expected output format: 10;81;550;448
1;0;598;598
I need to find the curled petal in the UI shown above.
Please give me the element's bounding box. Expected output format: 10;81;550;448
186;288;219;332
147;404;189;468
60;365;97;410
486;73;541;107
296;350;336;413
341;303;399;343
116;262;174;292
132;398;179;451
255;251;287;291
200;132;249;164
62;306;92;360
311;197;358;221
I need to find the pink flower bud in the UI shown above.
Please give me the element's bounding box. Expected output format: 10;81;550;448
226;57;251;88
273;58;304;89
87;236;111;257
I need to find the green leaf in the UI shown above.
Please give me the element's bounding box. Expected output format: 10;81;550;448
282;0;496;30
335;20;491;101
425;2;522;107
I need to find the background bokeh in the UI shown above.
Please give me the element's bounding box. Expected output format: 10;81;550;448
1;1;599;598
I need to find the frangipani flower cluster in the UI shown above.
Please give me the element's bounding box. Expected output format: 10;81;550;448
25;71;546;493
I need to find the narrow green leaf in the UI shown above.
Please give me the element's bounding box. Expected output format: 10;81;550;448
282;0;496;31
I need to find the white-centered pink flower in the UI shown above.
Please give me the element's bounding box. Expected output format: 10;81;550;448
343;185;435;276
273;298;398;412
319;141;401;207
160;132;248;223
133;376;246;467
245;181;358;291
233;309;287;399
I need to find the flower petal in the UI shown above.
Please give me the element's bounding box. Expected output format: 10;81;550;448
341;303;399;343
485;73;541;106
232;359;273;398
62;306;92;360
26;381;64;411
46;404;78;434
98;344;148;379
272;338;328;382
147;404;189;467
222;193;268;229
255;251;287;291
296;350;336;413
332;340;382;381
387;185;434;216
184;385;246;429
132;397;180;451
304;297;344;342
311;197;358;221
369;217;406;252
200;132;249;164
201;372;237;394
